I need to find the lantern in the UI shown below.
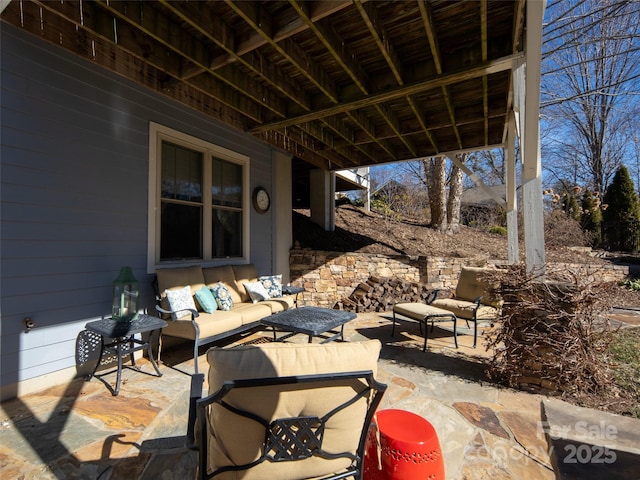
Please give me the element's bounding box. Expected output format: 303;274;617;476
112;267;139;322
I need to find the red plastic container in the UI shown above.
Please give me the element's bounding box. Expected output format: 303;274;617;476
363;409;445;480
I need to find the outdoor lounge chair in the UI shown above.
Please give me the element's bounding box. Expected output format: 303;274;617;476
428;266;502;347
195;340;386;480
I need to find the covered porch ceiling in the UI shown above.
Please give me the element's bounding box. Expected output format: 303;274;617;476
1;0;526;172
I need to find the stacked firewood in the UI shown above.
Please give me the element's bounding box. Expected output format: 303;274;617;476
334;276;436;312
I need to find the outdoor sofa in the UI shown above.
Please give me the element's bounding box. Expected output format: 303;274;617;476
154;264;295;374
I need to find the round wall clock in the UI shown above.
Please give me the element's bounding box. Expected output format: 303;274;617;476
252;187;271;213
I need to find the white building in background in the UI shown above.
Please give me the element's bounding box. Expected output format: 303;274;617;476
336;167;371;210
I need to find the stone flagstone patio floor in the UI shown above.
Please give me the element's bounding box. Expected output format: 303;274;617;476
1;312;639;479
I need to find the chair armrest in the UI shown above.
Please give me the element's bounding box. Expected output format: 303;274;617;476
426;289;440;304
155;304;199;319
427;289;455;303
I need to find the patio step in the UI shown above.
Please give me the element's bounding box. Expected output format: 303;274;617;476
541;398;640;479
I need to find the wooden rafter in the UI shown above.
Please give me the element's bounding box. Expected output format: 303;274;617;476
252;55;518;133
2;0;525;170
418;0;463;150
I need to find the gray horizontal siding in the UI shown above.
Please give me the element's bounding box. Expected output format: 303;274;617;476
1;24;275;391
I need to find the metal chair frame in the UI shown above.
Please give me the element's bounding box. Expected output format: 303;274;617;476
196;371;386;480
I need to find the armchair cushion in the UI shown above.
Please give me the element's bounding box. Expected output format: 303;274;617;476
430;297;498;320
204;340;382;480
454;266;502;308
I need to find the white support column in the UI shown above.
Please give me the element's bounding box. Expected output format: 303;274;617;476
273;150;293;284
521;0;546;273
364;187;371;212
309;169;336;231
506;111;519;264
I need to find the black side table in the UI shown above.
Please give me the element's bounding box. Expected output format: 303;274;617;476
282;285;305;307
84;314;167;395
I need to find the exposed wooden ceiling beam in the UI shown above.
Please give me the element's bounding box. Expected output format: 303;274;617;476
419;0;463;150
159;1;311;113
210;0;357;71
287;0;380;164
225;0;339;103
5;0;250;131
1;0;524;170
94;0;281;121
481;0;490;145
157;0;354;168
354;0;417;157
252;54;519;133
289;0;370;95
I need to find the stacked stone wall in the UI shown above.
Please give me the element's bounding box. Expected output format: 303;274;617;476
288;249;629;308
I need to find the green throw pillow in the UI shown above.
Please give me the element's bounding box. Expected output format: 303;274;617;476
195;285;218;313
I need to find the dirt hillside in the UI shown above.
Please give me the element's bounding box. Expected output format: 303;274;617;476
292;204;639;308
294;204;595;262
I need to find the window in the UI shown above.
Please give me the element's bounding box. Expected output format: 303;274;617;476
148;123;249;271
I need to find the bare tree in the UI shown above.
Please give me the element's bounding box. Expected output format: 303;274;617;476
446;155;464;233
424;156;447;231
466;150;506;187
541;0;640;196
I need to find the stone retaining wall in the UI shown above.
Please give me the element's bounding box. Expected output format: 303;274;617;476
289;249;629;308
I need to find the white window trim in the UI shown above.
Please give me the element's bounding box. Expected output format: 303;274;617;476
147;122;250;273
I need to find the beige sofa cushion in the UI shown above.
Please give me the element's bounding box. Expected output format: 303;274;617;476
202;265;242;304
162;310;244;340
261;296;294;313
231;264;259;303
157;266;206;297
204;340;382;480
156;266;206;315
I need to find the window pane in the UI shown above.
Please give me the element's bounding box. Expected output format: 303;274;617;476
162;142;203;202
160;202;203;260
212;209;242;258
211;158;242;208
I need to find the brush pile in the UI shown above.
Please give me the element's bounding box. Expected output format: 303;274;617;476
485;264;618;396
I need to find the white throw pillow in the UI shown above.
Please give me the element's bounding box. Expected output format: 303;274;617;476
243;281;271;303
165;286;197;320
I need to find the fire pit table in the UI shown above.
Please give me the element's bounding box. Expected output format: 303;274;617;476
261;306;356;343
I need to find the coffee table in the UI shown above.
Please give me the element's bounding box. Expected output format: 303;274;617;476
261;306;356;343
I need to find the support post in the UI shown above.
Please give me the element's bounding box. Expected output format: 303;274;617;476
309;169;336;231
273;151;293;284
520;0;546;274
506;111;519;264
